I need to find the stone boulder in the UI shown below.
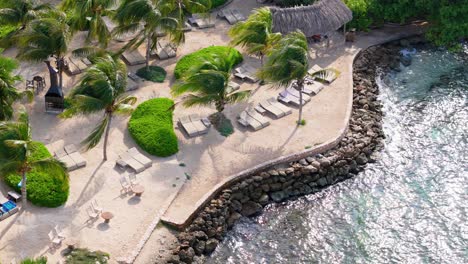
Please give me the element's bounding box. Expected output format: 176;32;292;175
204;238;219;254
240;201;262;217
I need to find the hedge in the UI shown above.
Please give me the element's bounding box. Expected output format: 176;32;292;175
128;98;179;157
211;0;229;9
174;46;243;79
3;142;70;208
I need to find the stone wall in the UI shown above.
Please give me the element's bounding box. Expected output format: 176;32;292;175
165;36;426;264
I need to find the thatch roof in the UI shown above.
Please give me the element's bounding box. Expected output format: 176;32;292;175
270;0;353;36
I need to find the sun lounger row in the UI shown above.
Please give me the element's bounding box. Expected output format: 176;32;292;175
178;114;211;138
121;50;146;66
55;144;87;171
0;198;18;221
116;147;152;173
234;65;259;83
278;87;311;106
218;9;246;25
65;57;89;75
188;14;215;29
238;109;270;131
126;72;140;91
151;42;177;60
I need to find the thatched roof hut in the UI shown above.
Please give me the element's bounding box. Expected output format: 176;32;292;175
270;0;353;36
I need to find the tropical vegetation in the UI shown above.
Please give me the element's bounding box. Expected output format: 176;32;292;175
258;30;309;124
0;52;33;120
174;45;243;79
20;256;47;264
60;55;137;161
64;248;110;264
229;7;280;65
60;0;116;48
0;111;69;208
16;10;72;90
128;98;178;157
136;65;167;82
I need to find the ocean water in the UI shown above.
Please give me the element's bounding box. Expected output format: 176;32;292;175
206;47;468;264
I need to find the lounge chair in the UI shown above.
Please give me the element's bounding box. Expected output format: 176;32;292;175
259;100;286;118
278;90;307;106
183;21;192;32
68;152;87;169
266;97;292;115
122;50;146;66
128;147;152;168
189;14;215;29
64;144;78;155
286;87;312;102
86;206;99;220
58;155;78;171
189;114;209;135
238;110;266;131
303;78;325;95
54;225;65;239
231;9;246;22
247;109;270;127
91;200;102;214
234;66;259;83
54;148;67;158
308;65;338;84
218;10;237;25
118;152;146;173
153;42;177;60
227;81;240;93
128;72;141;82
178;116;199;137
82;57;92;66
127;78;138;91
48;231;62;249
65;58;81;75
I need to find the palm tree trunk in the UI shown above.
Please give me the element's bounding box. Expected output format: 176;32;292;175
57;57;64;90
297;80;304;125
21;171;27;208
146;37;151;71
102;113;113;161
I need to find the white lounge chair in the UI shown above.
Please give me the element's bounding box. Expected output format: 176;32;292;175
64;144;78;155
48;231;62;249
68;152;87;169
234;66;259;83
189;114;209;135
121;50;146;66
259;100;286;118
128;147;152;168
119;176;131;193
231;9;246;22
58;155;78;171
117;152;146;173
278;90;308;106
86;206;99;220
189;14;215;29
128;173;139;186
247;109;270;128
91;200;102;214
54;225;65;240
238;111;263;131
266;97;292;115
153;42;177;60
218;10;237;25
178;116;199;137
303;78;325;95
286;87;312;102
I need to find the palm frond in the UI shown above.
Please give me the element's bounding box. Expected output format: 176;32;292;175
81;115;109;151
31;158;68;179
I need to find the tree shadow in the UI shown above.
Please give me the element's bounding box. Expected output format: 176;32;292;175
0;209;24;241
73;160;106;208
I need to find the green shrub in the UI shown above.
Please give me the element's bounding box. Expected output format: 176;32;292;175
211;0;228;9
65;248;110;264
273;0;315;8
174;46;243;79
136;66;166;82
3;142;70;208
209;112;234;137
128;98;179;157
343;0;373;31
21;257;47;264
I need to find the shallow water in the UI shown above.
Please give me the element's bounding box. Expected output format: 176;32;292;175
206;47;468;264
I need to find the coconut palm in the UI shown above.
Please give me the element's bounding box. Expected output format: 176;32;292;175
0;0;51;30
16;10;72;91
229;7;280;65
171;52;251;113
0;53;33;120
257;30;309;124
113;0;180;70
0;111;66;208
60;0;116;48
60;55;137;161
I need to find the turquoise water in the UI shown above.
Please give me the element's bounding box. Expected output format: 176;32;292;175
206;47;468;264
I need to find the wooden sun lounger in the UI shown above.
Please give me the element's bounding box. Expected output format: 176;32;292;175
234;66;259;83
154;43;177;60
178;116;199;137
190;14;215;29
231;9;246;22
303;80;324;95
238;111;263;131
308;65;338;84
58;155;78;171
69;152;87;168
189;114;209;135
286;87;311;102
259;100;286;118
267;97;292;115
122;50;146;66
118;152;146;173
126;78;138;91
128;148;152;168
247;109;270;128
65;58;81;75
218;10;238;25
278;91;307;106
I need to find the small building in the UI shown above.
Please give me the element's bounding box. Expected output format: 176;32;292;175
44;61;64;113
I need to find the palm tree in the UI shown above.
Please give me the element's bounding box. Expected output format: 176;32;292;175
0;53;33;120
0;0;51;31
229;7;280;65
16;10;72;91
60;0;116;48
0;111;66;208
258;30;309;124
171;52;251;113
60;55;137;161
114;0;180;70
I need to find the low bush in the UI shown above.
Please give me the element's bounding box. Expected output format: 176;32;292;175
174;46;243;79
3;142;70;208
209;112;234;137
65;248;110;264
21;257;48;264
211;0;229;9
128;98;179;157
136;66;166;82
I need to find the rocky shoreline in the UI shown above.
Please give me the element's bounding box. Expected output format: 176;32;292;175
165;36;427;264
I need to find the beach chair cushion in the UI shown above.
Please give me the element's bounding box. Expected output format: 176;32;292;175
259;101;285;118
69;152;87;168
238;111;263;131
189;114;209;134
64;144;78;155
128;148;152;168
267;97;292;115
59;155;78;171
247;110;270;127
122;50;146;66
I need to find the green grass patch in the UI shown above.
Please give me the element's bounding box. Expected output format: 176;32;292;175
20;257;47;264
128;98;179;157
211;0;229;9
174;46;243;79
3;142;69;208
65;248;110;264
136;66;166;82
